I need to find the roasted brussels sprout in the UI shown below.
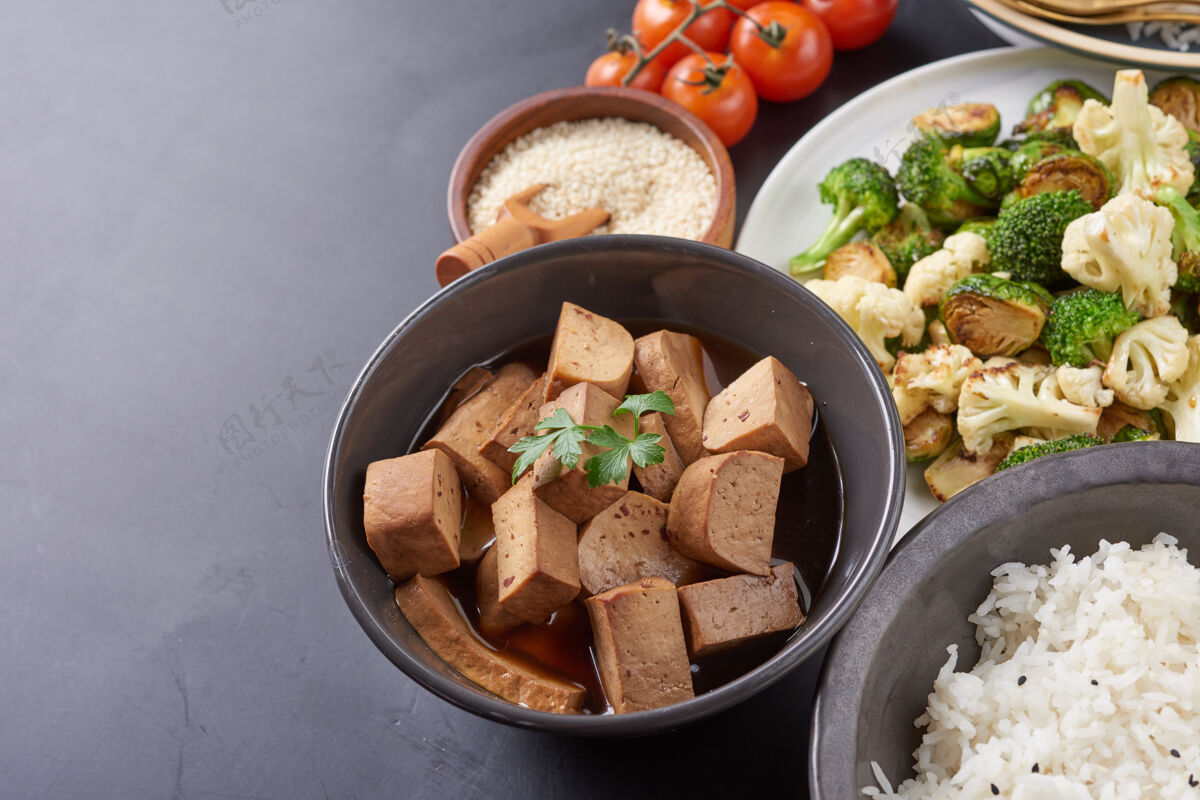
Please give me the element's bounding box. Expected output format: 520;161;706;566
870;204;946;279
1155;186;1200;293
904;408;955;462
1096;400;1160;440
1149;75;1200;132
823;241;897;287
912;102;1001;148
939;273;1051;357
897;136;996;227
924;434;1012;503
953;146;1016;200
1014;151;1114;211
1015;79;1108;137
1007;138;1068;182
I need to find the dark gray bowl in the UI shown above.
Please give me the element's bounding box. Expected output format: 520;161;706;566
323;234;904;735
811;442;1200;795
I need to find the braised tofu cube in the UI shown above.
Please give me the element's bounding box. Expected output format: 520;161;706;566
493;476;580;624
457;495;495;566
479;374;550;474
546;302;634;400
475;546;524;638
630;412;685;502
363;449;462;580
667;450;784;576
577;491;704;596
633;330;711;465
423;363;535;504
702;356;813;472
676;562;805;657
531;382;634;524
585;577;694;713
395;574;585;714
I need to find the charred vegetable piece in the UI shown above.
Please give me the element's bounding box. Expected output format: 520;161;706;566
988;190;1093;285
1097;400;1160;440
1008;139;1068;180
823;241;897;287
1041;287;1141;367
1149;75;1200;132
995;433;1106;471
904;408;954;462
870;204;946;279
939;273;1051;358
1155;186;1200;293
1112;425;1158;442
897;136;996;227
1015;79;1108;136
1014;151;1114;211
954;146;1016;200
924;435;1011;502
912;102;1001;148
790;158;899;276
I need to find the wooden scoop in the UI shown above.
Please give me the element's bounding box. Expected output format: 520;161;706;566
435;184;609;287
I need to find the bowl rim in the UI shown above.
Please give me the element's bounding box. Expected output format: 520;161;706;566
808;440;1200;794
323;234;905;735
444;85;736;247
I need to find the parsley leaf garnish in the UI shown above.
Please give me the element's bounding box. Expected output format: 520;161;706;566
507;391;678;487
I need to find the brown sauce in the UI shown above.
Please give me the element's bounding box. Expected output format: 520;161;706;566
409;322;845;714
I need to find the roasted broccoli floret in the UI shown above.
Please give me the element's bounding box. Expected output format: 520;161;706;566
988;190;1094;284
1040;287;1141;367
1155;186;1200;293
1013;151;1114;211
870;204;946;279
1015;79;1108;137
939;273;1051;358
995;433;1106;471
912;103;1001;148
1149;75;1200;132
897;136;995;227
790;158;899;276
954;146;1015;200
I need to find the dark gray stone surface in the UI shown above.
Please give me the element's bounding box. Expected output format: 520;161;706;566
0;1;1000;797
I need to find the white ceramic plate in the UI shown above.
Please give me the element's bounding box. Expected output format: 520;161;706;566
736;46;1159;539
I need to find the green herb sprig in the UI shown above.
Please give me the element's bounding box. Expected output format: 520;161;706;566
507;390;675;488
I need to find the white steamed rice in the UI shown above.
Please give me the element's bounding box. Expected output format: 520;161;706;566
866;534;1200;799
1127;21;1200;52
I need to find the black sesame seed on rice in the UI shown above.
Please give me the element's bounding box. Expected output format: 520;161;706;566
1091;679;1098;686
1017;675;1026;686
991;784;999;795
1171;748;1181;758
1032;763;1039;773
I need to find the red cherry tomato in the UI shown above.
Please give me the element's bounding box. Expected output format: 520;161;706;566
729;2;833;103
724;0;764;8
802;0;898;51
662;53;759;147
585;50;666;92
632;0;735;69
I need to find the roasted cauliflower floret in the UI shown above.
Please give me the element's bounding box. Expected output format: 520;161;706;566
902;232;991;309
892;345;983;425
1060;193;1177;318
1055;365;1114;408
806;274;925;370
956;362;1102;455
1102;315;1190;409
1159;335;1200;443
1072;69;1194;200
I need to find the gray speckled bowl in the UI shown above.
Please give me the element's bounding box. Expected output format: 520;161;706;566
811;442;1200;795
323;235;904;736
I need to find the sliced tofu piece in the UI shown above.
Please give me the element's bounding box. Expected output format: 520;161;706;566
667;450;784;576
576;491;705;596
585;577;694;714
395;574;585;714
458;495;495;566
479;373;550;474
363;449;462;580
676;562;805;657
531;382;634;524
631;412;685;502
423;363;535;504
633;330;711;465
546;302;634;400
493;476;580;624
475;546;524;638
434;366;494;428
702;356;813;472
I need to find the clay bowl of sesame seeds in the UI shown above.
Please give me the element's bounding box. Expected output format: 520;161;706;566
447;85;735;255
